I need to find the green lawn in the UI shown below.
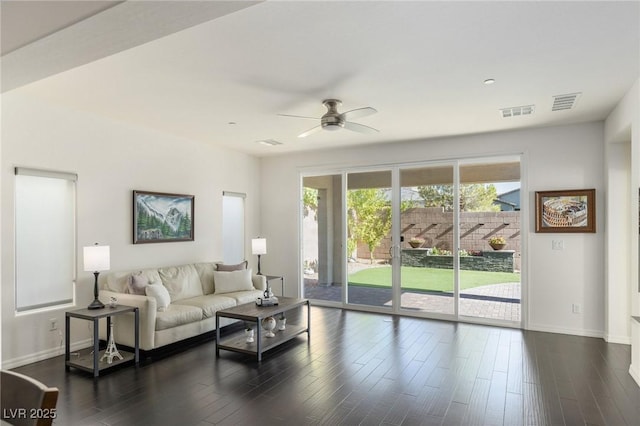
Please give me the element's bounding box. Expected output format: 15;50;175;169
348;266;520;292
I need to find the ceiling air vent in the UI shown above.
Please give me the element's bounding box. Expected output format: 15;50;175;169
500;105;535;118
552;92;581;111
256;139;283;146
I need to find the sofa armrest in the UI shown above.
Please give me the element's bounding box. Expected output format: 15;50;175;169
99;290;157;350
252;275;267;292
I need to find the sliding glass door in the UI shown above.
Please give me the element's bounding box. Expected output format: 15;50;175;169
302;174;343;304
457;160;521;322
302;156;522;326
399;165;455;315
346;170;393;309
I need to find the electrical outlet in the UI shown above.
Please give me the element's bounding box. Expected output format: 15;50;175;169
552;240;564;250
49;318;58;331
572;304;581;314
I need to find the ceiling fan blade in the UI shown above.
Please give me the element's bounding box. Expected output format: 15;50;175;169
341;107;377;121
343;121;379;134
277;113;318;120
298;125;323;138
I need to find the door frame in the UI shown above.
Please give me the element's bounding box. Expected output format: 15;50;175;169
300;153;526;329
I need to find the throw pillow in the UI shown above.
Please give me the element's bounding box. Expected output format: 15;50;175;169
127;272;148;295
213;269;254;294
216;261;248;272
158;264;203;301
145;282;171;312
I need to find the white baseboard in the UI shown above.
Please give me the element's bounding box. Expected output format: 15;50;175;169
630;364;640;387
604;333;632;345
527;323;604;339
1;338;92;370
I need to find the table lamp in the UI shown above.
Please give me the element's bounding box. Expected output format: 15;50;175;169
83;243;110;309
251;238;267;275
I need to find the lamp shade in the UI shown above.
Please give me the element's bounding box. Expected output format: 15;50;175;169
251;238;267;255
83;245;110;272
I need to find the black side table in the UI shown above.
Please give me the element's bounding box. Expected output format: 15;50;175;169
264;274;284;296
65;305;139;378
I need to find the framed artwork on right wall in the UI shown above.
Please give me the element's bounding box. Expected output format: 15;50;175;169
535;189;596;233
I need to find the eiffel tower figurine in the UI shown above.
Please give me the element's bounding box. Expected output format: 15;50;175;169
101;319;123;364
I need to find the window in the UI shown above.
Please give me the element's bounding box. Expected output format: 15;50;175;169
222;191;246;264
15;168;76;312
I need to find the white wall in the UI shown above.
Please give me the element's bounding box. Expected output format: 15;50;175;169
605;78;640;382
604;141;631;343
1;93;261;368
260;122;606;337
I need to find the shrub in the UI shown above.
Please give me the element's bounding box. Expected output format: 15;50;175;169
430;247;452;256
489;236;506;245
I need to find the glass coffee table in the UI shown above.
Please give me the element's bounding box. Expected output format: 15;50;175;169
215;297;310;361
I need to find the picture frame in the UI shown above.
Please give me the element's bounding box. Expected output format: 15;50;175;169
133;190;194;244
535;189;595;233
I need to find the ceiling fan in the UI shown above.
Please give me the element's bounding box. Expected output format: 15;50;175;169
279;99;378;138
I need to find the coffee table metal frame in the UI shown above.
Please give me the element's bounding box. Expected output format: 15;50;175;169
215;297;310;361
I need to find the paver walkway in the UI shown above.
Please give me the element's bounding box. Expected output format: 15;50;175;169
304;281;521;322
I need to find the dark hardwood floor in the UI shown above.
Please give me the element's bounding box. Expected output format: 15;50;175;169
10;306;640;425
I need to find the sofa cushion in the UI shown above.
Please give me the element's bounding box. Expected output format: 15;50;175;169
155;304;203;331
175;294;237;318
145;282;171;311
213;269;254;294
215;261;248;271
159;264;203;301
193;262;216;295
224;289;264;306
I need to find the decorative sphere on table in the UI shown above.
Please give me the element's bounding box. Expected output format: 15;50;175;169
262;316;276;338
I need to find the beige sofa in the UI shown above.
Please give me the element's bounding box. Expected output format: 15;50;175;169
98;262;266;351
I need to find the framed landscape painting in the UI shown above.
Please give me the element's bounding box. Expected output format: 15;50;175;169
133;190;194;244
535;189;595;233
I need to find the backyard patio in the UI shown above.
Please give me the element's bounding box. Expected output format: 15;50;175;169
304;261;521;322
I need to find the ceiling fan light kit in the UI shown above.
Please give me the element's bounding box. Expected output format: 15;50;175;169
280;99;379;138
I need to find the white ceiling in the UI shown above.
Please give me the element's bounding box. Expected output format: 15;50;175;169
2;1;639;157
0;1;122;55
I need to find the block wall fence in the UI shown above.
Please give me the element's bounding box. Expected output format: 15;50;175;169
356;207;521;270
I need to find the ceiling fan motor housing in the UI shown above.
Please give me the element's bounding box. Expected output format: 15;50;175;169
321;99;345;130
321;115;344;130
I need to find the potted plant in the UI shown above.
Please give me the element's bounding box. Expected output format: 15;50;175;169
408;237;424;248
277;313;286;331
488;236;507;250
245;325;254;343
